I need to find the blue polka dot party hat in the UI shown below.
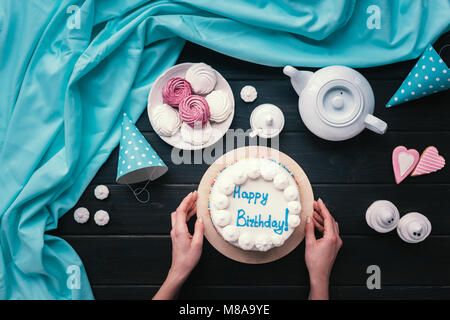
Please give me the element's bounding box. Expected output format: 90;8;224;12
116;113;167;185
386;44;449;108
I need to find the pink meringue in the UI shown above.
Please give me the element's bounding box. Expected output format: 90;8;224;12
162;77;192;107
179;95;210;127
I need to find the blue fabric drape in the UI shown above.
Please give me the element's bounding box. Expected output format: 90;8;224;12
0;0;448;299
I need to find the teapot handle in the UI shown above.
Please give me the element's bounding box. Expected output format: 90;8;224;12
364;114;388;135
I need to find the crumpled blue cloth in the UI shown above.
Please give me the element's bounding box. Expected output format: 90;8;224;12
0;0;448;299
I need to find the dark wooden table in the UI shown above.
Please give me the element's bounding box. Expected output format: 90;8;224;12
53;34;450;300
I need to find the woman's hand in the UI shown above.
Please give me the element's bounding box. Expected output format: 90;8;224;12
305;198;342;300
153;191;204;300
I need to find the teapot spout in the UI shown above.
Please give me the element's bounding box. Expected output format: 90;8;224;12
283;66;313;97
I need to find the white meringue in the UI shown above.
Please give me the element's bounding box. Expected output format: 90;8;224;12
151;104;181;137
284;185;298;201
238;232;255;250
288;201;302;215
240;85;257;103
74;207;89;224
94;185;109;200
223;225;239;242
211;210;231;227
254;234;271;252
246;159;261;179
260;163;279;181
218;177;235;195
232;167;247;185
273;173;289;190
180;121;212;146
94;210;110;226
185;63;217;95
288;215;301;228
212;193;229;210
205;90;232;123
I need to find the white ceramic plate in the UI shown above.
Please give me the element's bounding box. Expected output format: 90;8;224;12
147;63;235;150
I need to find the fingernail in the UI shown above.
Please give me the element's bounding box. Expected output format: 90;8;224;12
306;217;311;223
198;218;203;224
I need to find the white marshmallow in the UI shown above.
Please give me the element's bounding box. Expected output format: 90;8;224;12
94;210;110;226
151;104;181;137
240;85;257;103
205;90;232;123
185;63;217;95
74;207;89;224
94;185;109;200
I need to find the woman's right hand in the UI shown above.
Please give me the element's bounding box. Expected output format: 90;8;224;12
305;198;343;300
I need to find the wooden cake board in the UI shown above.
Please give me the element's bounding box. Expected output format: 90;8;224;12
197;146;314;264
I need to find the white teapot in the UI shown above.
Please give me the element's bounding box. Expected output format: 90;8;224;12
284;65;387;141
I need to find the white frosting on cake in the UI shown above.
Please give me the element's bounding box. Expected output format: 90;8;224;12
260;162;280;181
238;232;255;250
288;215;301;228
209;158;301;252
151;104;181;137
185;63;217;95
254;234;271;252
284;185;298;201
205;90;232;123
218;177;235;195
271;234;284;247
240;85;257;103
246;159;261;179
180;121;212;146
232;166;248;185
288;201;301;215
273;173;289;190
213;193;229;210
211;210;231;227
223;225;239;242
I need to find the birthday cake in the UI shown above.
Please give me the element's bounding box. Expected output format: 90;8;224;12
209;158;302;252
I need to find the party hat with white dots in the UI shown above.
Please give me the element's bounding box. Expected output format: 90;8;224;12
117;113;167;186
386;44;449;108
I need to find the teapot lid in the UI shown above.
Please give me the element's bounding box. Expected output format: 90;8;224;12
250;104;285;139
317;79;363;127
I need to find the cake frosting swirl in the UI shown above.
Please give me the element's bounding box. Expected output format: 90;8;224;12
185;63;217;95
209;158;302;252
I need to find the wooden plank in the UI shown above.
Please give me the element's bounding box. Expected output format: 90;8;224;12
54;184;450;236
138;80;450;132
91;132;450;184
92;284;450;300
177;43;418;81
63;235;450;286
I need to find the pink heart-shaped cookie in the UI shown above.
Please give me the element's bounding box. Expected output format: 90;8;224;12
411;146;446;176
392;146;420;184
